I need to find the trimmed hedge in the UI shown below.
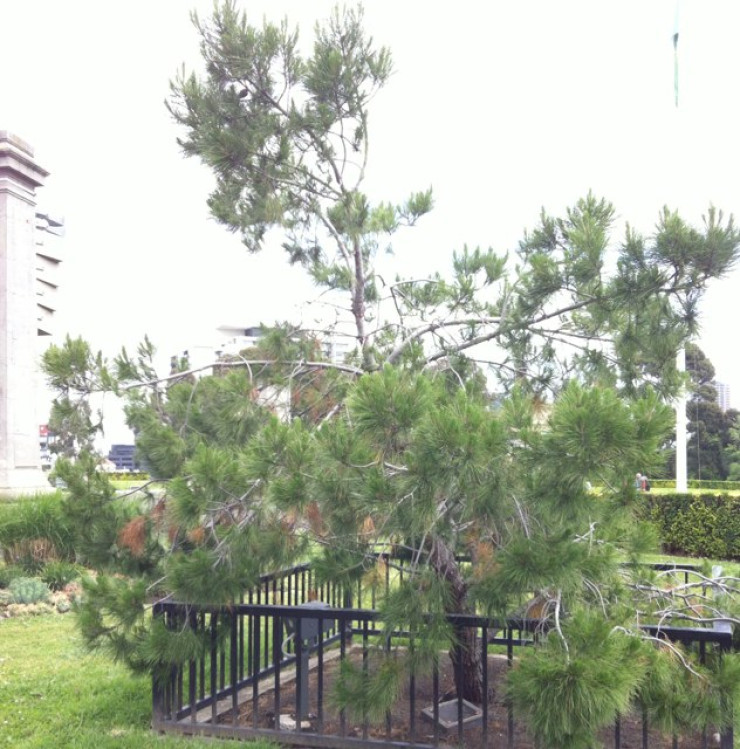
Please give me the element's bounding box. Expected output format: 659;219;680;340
649;479;740;491
638;492;740;560
105;472;150;482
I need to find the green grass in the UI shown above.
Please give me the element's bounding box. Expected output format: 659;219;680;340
645;553;740;577
0;614;274;749
648;487;740;497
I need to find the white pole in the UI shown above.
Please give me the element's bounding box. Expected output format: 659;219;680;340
676;347;688;492
672;3;688;494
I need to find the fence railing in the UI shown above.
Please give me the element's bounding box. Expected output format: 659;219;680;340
151;561;735;749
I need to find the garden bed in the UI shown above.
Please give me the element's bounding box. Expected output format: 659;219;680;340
217;647;714;749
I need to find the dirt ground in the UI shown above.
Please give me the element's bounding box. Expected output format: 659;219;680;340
219;648;718;748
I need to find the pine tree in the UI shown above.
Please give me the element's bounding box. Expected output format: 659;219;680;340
43;337;740;742
167;2;739;395
37;2;740;740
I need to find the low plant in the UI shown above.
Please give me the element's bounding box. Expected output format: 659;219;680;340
0;491;75;564
0;563;25;588
7;537;59;574
41;560;81;591
54;597;72;613
9;576;50;604
6;601;55;616
108;471;149;482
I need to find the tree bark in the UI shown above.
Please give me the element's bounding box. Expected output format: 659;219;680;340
428;537;486;704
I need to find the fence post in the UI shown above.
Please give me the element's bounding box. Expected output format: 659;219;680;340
151;602;165;726
711;566;734;749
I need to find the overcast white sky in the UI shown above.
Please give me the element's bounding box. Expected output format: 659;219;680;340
2;1;740;442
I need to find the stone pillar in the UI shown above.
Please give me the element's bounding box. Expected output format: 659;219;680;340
0;132;49;494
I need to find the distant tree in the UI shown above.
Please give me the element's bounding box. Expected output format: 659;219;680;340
725;420;740;481
686;344;728;479
663;343;740;480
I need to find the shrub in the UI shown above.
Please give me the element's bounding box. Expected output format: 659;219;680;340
507;613;642;748
0;492;75;564
41;561;81;591
638;493;740;559
9;577;50;604
0;564;25;588
107;471;149;482
7;538;59;574
7;602;54;616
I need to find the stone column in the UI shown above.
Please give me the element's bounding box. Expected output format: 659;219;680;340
0;132;49;494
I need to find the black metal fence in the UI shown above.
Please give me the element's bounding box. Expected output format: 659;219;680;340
151;562;735;748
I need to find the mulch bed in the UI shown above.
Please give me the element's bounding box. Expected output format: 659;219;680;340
219;647;717;748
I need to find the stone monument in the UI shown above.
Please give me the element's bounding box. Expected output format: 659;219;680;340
0;132;49;494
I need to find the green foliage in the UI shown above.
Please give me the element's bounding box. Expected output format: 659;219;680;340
43;349;730;736
9;576;50;604
75;574;152;673
332;652;404;723
378;575;455;665
507;613;643;749
634;645;740;736
40;560;81;591
349;365;434;453
258;369;680;711
42;335;113;457
0;564;26;588
28;4;740;734
650;479;740;490
0;491;75;564
639;492;740;559
124;367;271;479
666;343;740;481
52;452;163;576
169;3;740;383
143;616;212;685
540;384;672;499
108;471;150;482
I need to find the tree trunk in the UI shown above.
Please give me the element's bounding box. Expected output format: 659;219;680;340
428;537;486;704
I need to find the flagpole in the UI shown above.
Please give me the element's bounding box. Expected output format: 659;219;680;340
673;0;688;492
676;348;688;492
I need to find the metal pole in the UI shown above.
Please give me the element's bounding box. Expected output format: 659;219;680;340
298;647;310;719
676;347;688;492
672;5;688;495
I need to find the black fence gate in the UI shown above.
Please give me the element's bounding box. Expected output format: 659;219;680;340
152;562;735;748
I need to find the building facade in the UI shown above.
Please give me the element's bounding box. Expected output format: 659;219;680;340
107;444;141;472
714;381;731;413
35;210;64;336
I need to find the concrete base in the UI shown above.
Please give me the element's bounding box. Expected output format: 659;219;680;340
278;715;313;731
421;699;483;734
0;468;51;498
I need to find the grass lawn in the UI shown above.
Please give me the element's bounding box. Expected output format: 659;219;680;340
0;614;274;749
646;553;740;577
